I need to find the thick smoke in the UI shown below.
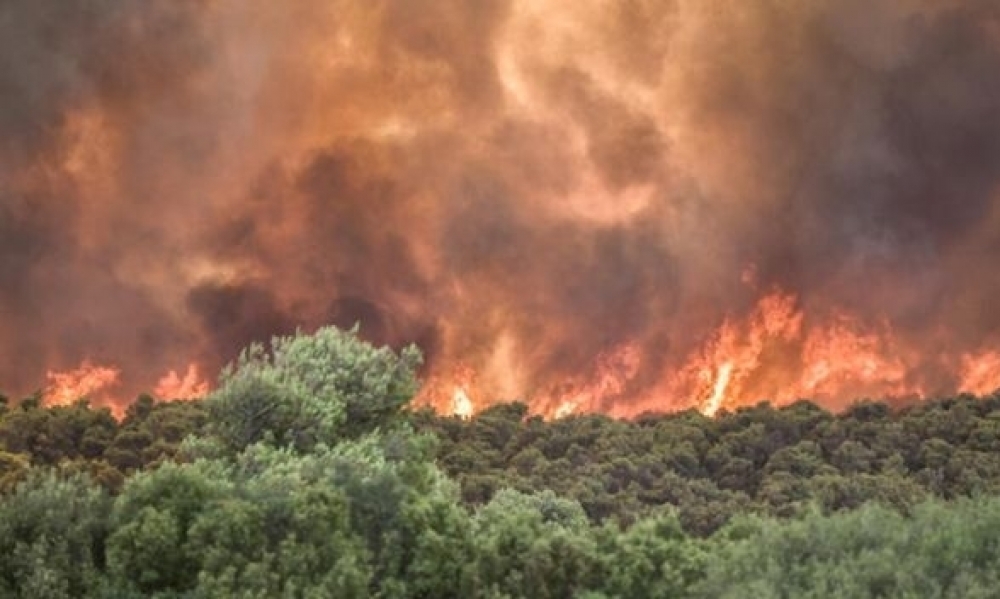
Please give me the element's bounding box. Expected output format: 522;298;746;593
1;0;999;413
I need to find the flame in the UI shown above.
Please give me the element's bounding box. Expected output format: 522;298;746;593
6;1;1000;425
959;351;1000;396
798;316;912;401
419;363;480;418
44;361;121;407
662;291;803;416
664;291;930;415
451;387;474;419
542;343;642;418
417;344;645;419
702;362;734;418
154;363;210;400
37;289;1000;421
39;361;210;416
418;288;1000;420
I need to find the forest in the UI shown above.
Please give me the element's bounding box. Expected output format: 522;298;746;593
2;327;1000;598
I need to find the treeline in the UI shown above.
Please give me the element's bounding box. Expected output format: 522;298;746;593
1;327;1000;597
415;393;1000;535
0;394;206;493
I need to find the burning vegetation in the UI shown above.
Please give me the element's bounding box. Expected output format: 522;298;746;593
4;0;1000;416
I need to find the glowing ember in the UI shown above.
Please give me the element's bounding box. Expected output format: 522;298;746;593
154;364;210;399
44;362;121;407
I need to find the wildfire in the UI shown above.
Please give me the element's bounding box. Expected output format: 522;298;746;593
659;290;963;416
702;362;734;418
663;292;803;416
418;363;479;419
44;362;121;407
798;317;912;402
959;352;1000;396
37;292;1000;421
418;289;1000;420
652;291;1000;416
154;364;211;400
6;1;1000;428
40;360;212;416
451;387;474;419
541;344;642;418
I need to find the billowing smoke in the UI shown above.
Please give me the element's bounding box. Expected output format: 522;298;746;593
2;0;1000;415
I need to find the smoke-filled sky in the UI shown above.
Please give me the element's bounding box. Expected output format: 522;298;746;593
2;0;1000;415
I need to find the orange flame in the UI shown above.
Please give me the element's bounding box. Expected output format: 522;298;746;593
44;361;121;407
646;291;998;416
154;363;210;400
418;363;478;418
541;343;642;418
418;288;1000;420
662;292;803;415
798;316;912;403
661;291;931;415
959;351;1000;396
451;386;474;420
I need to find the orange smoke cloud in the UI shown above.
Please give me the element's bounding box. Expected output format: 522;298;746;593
2;0;1000;416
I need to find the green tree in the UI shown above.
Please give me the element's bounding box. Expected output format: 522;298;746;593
188;481;371;598
473;489;600;598
0;471;110;598
106;462;231;595
206;326;421;453
597;512;707;599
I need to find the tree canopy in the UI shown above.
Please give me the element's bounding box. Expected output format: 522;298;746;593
2;325;1000;597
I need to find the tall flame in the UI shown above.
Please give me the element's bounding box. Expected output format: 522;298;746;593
959;352;1000;396
658;292;1000;416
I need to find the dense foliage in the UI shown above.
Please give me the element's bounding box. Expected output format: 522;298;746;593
2;326;1000;597
416;395;1000;535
